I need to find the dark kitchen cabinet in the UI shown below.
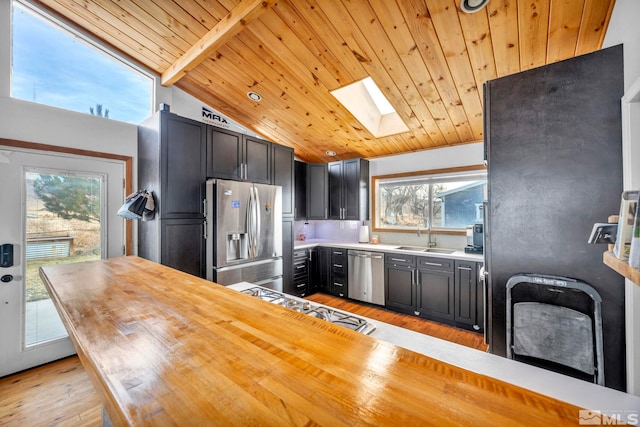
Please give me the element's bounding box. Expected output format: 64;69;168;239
159;219;206;278
454;260;482;331
138;111;207;276
287;248;309;297
272;144;294;217
416;257;454;323
328;159;369;220
307;248;318;294
385;254;417;314
282;218;294;293
312;246;331;292
207;127;271;184
329;248;347;297
385;253;455;325
294;161;307;220
306;163;328;220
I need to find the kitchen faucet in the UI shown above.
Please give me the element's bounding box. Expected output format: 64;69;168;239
417;220;437;247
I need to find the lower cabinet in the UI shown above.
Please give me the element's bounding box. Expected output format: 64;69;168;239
454;260;483;331
158;219;205;277
385;253;481;331
287;248;308;297
329;248;347;297
416;257;454;323
385;254;417;314
312;246;331;293
282;218;294;294
307;246;347;296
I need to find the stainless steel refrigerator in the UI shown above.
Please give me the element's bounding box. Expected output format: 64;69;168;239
205;179;283;290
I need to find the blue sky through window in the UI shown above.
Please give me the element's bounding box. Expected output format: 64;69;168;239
11;2;153;124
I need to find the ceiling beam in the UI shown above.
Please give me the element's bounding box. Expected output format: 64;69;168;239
161;0;276;86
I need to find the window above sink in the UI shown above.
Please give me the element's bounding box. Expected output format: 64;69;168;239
372;165;487;236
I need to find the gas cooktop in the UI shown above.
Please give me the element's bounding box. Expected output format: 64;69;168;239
241;287;376;335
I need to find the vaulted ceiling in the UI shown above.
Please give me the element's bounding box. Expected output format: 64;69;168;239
33;0;615;163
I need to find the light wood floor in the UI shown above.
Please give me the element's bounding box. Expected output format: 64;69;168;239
0;293;487;426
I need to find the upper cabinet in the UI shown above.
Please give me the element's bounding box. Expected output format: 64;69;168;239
294;161;307;220
272;144;295;217
306;163;328;220
138;111;207;219
328;159;369;221
207;127;271;184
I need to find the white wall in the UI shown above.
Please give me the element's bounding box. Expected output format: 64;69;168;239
603;0;640;396
369;142;484;176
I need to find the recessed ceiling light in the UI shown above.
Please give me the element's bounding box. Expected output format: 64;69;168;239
247;91;262;102
460;0;489;13
330;77;409;138
326;150;336;156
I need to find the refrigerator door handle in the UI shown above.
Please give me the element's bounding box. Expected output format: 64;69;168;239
247;187;256;258
252;186;262;251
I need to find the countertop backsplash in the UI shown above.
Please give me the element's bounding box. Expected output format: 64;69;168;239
294;220;468;250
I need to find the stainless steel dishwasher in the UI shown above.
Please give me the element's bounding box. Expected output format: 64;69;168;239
348;250;385;306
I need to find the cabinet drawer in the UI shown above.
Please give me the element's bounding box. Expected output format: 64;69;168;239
293;249;307;260
332;277;346;298
293;259;308;278
385;253;416;267
417;256;453;271
331;249;346;274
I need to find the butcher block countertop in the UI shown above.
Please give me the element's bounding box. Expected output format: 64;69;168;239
39;256;604;426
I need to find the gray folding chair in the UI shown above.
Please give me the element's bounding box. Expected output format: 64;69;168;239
506;273;604;385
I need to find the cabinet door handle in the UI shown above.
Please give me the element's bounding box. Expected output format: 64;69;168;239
333;264;342;268
296;283;306;288
458;266;472;271
391;258;407;262
334;282;343;287
203;221;207;240
296;265;305;270
334;251;343;255
423;262;442;267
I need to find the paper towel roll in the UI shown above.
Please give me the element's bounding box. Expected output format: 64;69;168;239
359;225;370;243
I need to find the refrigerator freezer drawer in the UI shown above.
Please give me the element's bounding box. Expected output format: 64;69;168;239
212;257;283;287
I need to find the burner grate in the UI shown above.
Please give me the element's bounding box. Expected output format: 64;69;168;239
241;287;376;335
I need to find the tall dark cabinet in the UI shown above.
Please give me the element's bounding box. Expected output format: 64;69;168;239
138;111;207;277
484;45;625;390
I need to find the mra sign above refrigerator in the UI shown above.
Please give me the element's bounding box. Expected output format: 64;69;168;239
205;179;283;291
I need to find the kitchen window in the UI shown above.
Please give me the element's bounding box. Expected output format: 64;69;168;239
10;0;154;124
372;166;487;233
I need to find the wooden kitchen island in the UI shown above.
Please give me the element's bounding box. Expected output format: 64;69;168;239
40;256;589;426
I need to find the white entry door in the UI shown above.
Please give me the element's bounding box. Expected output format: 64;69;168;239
0;147;125;376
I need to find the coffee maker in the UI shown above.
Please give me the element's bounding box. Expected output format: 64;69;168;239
465;223;484;254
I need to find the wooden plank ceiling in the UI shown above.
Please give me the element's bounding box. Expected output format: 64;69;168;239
34;0;615;163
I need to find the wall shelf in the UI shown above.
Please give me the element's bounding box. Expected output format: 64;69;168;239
603;251;640;286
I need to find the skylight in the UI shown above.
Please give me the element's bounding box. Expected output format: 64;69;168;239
331;77;410;138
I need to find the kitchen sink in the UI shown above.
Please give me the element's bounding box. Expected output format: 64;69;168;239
423;248;456;254
394;246;456;254
395;246;427;251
